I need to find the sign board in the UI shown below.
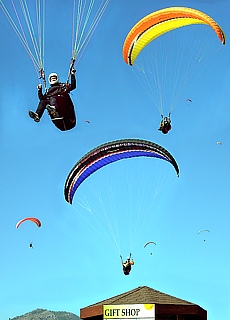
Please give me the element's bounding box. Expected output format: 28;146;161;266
103;304;155;320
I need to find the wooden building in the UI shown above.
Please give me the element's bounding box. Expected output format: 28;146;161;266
80;286;207;320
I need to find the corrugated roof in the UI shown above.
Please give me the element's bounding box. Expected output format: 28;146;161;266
85;286;195;307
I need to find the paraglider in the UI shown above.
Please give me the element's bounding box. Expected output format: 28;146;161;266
64;139;179;204
144;241;156;255
16;217;41;229
122;7;226;132
217;141;222;145
16;217;41;248
198;229;210;242
158;115;172;134
0;0;110;131
29;69;77;131
64;139;179;261
120;254;134;276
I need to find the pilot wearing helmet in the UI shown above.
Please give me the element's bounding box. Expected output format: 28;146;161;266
28;69;76;131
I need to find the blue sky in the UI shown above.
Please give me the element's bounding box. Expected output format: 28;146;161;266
0;0;230;319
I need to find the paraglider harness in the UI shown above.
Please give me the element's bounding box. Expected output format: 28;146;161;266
158;113;172;134
120;253;133;276
38;60;76;131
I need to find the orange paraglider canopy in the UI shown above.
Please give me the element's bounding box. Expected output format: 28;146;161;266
123;7;226;66
16;217;41;229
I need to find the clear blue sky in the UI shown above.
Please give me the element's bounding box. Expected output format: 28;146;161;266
0;0;230;319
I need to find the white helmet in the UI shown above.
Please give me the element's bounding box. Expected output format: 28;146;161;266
48;72;59;85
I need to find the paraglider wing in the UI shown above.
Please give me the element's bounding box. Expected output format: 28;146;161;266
198;229;210;235
16;217;41;229
123;7;226;66
144;241;156;248
64;139;179;204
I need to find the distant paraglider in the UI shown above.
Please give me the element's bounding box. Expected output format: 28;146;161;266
144;241;156;255
16;218;41;249
216;141;222;145
198;229;210;242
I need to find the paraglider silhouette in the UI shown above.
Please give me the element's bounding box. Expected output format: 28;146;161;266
198;229;210;242
144;241;156;255
16;217;41;249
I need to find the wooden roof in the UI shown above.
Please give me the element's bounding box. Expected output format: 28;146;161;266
80;286;207;320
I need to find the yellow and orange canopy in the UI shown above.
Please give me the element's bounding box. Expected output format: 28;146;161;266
123;7;226;66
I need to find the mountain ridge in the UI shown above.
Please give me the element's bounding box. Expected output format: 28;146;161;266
10;308;80;320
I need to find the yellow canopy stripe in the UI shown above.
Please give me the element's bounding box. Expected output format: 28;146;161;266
123;7;226;66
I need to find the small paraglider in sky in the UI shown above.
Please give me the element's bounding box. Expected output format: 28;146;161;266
186;98;192;103
16;218;41;249
198;229;210;242
216;141;222;145
84;120;90;124
144;241;156;255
